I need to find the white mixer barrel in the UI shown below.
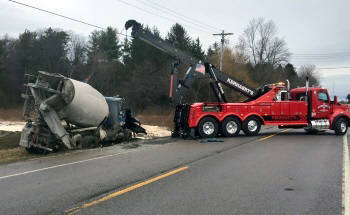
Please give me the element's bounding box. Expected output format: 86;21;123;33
63;79;109;127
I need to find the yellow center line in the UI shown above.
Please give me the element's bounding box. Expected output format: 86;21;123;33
66;166;189;214
257;129;290;142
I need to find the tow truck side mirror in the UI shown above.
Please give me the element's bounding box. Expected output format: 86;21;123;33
334;96;338;104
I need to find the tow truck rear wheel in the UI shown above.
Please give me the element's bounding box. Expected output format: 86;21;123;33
334;117;348;135
242;116;261;136
198;117;219;138
221;116;241;137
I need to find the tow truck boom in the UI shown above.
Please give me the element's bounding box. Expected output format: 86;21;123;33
125;20;258;105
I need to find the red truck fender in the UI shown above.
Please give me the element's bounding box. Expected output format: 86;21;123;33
221;114;243;123
242;113;265;125
191;114;219;128
330;113;350;129
192;113;243;128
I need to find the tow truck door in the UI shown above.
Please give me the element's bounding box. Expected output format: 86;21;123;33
313;90;331;118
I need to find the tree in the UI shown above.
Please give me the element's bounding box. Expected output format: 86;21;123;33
0;36;18;107
284;63;298;88
236;18;290;67
122;26;170;109
297;65;320;87
88;27;122;62
36;28;70;75
16;30;38;75
166;23;192;52
67;32;88;79
68;33;87;66
190;37;205;60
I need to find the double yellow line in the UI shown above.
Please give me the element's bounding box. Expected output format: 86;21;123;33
257;129;290;142
66;166;189;214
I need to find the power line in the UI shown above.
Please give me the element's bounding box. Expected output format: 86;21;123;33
317;66;350;70
115;0;213;34
292;51;350;58
8;0;130;38
141;0;221;32
8;0;104;29
131;0;216;33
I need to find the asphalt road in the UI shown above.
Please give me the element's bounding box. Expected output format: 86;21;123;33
0;127;346;215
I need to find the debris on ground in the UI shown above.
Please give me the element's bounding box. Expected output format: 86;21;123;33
122;143;141;149
200;138;224;143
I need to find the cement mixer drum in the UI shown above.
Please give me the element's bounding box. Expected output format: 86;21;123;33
62;79;109;127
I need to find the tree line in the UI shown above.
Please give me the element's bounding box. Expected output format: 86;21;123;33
0;18;320;110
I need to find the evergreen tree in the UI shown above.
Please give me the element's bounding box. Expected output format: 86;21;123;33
166;23;192;52
88;27;121;63
190;37;205;60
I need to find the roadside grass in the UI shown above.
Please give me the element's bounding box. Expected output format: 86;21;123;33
0;131;21;150
0;147;37;164
136;108;174;129
0;108;22;121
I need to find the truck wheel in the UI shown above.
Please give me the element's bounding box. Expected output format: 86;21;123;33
25;147;47;154
198;117;218;138
81;136;98;148
221;116;241;137
334;118;348;135
242;116;261;136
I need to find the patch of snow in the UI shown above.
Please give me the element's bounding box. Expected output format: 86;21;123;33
0;121;25;132
137;125;171;139
0;121;171;138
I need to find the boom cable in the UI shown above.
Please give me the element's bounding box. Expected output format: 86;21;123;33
115;0;214;34
136;0;221;32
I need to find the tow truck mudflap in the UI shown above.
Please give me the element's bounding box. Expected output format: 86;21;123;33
172;104;194;138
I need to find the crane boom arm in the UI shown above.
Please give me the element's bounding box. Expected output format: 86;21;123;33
125;20;258;103
207;64;257;98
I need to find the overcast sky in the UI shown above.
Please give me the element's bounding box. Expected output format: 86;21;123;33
1;0;350;99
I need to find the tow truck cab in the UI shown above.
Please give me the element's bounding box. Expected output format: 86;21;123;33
290;87;350;130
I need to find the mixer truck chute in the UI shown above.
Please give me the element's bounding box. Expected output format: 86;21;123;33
20;71;146;153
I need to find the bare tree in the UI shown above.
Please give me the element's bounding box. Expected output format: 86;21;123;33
67;33;87;65
236;18;290;66
297;65;320;86
67;32;87;78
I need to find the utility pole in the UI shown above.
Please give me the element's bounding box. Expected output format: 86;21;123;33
213;30;233;71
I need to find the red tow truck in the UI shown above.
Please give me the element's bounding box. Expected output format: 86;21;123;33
126;20;350;138
185;81;350;138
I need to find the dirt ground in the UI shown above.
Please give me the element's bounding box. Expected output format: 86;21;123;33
0;121;171;164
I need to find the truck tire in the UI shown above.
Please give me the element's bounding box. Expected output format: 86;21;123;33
242;116;261;136
25;147;47;154
81;136;99;148
221;116;241;137
334;117;348;135
198;117;218;138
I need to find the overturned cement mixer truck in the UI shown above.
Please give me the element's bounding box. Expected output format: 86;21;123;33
19;71;146;153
